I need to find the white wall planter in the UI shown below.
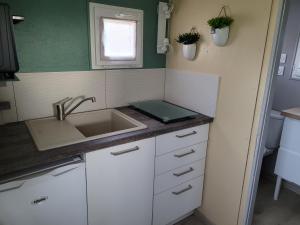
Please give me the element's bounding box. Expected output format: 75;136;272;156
211;26;229;46
182;44;197;60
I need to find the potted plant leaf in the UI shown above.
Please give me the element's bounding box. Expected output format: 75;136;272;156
208;7;234;46
176;28;200;60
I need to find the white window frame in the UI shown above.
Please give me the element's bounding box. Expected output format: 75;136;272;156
89;3;143;69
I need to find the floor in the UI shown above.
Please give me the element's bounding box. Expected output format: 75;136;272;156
253;177;300;225
174;178;300;225
174;212;205;225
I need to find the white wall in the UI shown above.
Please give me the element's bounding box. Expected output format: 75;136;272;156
166;0;274;224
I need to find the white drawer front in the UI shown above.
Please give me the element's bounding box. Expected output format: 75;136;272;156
156;124;209;156
153;176;204;225
155;160;205;194
155;142;207;175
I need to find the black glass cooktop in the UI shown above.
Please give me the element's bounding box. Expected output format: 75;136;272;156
130;100;198;123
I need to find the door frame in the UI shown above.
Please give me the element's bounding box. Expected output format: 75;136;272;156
243;1;289;225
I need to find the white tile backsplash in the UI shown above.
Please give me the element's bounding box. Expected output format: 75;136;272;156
0;68;219;124
0;69;165;122
0;81;18;125
165;69;220;117
13;71;106;121
106;69;165;108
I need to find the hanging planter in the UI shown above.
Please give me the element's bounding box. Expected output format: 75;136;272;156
176;28;200;61
182;44;197;60
208;6;234;47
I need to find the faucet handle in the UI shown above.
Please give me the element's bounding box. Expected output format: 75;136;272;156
55;97;73;121
56;97;72;106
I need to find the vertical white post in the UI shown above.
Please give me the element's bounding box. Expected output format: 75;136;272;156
157;2;169;54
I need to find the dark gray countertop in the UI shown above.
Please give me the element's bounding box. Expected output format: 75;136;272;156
0;107;213;181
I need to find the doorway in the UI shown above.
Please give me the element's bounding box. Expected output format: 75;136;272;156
245;0;300;224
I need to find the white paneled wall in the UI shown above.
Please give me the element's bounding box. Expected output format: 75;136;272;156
0;68;219;124
14;71;106;121
165;69;220;117
0;82;18;125
106;69;165;108
0;69;165;123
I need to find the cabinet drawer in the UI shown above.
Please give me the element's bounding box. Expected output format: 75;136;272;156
156;124;209;156
153;176;204;225
155;142;207;175
155;160;205;194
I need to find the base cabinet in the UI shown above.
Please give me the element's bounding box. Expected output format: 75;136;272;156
153;125;209;225
86;138;155;225
153;176;204;225
85;124;209;225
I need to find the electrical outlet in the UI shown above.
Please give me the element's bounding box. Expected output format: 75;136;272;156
277;65;285;76
280;53;287;64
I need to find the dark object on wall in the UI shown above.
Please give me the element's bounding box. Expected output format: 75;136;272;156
0;101;10;111
0;3;19;80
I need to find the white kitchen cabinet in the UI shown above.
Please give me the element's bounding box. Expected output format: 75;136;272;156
86;138;155;225
0;160;87;225
153;125;209;225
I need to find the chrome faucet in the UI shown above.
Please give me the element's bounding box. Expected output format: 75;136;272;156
55;96;96;120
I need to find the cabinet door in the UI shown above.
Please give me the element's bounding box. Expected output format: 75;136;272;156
86;138;155;225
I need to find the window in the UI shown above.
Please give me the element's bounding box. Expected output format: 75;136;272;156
101;18;137;61
89;3;143;69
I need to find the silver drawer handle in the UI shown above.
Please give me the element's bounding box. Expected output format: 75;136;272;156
111;146;139;156
173;167;194;177
176;131;197;138
174;149;195;158
172;185;192;195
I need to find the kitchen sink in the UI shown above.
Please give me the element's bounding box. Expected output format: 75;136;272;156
66;109;146;138
26;109;147;151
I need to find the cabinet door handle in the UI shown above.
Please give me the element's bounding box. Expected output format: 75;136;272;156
172;185;192;195
111;146;140;156
173;167;194;177
51;166;80;177
176;131;197;138
0;181;25;193
174;149;195;158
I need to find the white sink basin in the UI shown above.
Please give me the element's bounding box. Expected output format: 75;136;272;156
26;109;147;151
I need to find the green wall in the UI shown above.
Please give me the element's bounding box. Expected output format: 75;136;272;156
5;0;166;73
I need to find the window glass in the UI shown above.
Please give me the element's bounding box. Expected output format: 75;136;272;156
101;18;137;61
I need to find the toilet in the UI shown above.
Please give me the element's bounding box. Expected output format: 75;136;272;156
264;110;284;156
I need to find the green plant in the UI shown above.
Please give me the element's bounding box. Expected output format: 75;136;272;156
207;16;234;29
176;28;200;45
